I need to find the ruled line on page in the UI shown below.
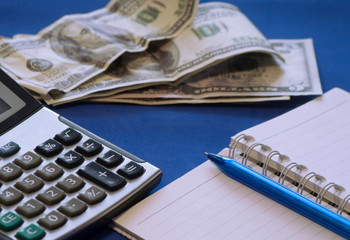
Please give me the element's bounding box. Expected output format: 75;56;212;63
260;99;348;143
137;170;223;226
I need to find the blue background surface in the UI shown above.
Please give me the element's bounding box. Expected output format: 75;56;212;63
1;0;350;239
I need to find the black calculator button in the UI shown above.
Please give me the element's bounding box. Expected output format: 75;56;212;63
0;141;20;158
13;152;42;170
78;162;126;191
56;150;84;169
96;150;124;168
14;175;44;194
37;210;67;230
0;187;24;206
56;174;85;193
0;163;23;182
77;186;107;205
35;139;63;158
15;199;46;218
58;198;87;217
36;186;65;206
75;139;103;157
15;223;46;240
0;211;23;231
35;163;64;182
117;162;145;179
54;128;82;146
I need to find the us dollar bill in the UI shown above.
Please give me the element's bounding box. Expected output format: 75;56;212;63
0;0;199;94
88;96;291;105
100;38;322;102
42;2;282;105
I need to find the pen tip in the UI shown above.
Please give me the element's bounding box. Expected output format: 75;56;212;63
204;152;208;155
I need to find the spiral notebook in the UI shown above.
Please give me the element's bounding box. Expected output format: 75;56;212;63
112;87;350;240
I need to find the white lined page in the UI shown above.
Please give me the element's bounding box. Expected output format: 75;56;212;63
113;160;341;240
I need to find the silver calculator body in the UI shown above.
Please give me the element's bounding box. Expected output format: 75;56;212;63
0;70;162;240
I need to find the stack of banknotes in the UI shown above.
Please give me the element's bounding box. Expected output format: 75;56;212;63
0;0;322;105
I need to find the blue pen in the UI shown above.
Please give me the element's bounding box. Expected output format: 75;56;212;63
205;152;350;239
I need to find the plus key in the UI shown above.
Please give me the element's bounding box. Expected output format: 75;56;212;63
77;162;126;191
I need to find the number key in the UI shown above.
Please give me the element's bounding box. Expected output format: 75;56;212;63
15;199;46;218
36;186;65;206
0;163;22;181
13;151;42;170
37;211;67;230
35;163;63;181
56;174;85;193
0;187;24;206
14;175;44;194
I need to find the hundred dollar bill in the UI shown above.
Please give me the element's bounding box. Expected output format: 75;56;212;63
0;0;198;94
42;2;282;105
94;38;322;103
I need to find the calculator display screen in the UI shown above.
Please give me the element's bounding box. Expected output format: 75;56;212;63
0;98;11;114
0;82;26;123
0;70;42;134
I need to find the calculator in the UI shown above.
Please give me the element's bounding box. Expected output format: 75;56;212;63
0;69;162;240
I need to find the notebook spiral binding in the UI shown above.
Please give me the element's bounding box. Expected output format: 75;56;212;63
229;133;350;217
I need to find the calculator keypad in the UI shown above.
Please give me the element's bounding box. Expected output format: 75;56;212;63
0;121;159;240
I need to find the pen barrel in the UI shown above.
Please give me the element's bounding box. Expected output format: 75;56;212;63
208;154;350;239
